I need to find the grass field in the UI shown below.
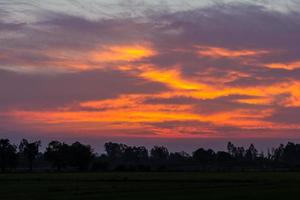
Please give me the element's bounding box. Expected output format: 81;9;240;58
0;172;299;199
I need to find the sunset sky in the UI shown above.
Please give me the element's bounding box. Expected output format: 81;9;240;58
1;0;300;150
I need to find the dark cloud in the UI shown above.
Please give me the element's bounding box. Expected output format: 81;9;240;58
0;13;153;71
266;107;300;124
1;12;150;50
193;95;270;115
0;69;166;110
153;4;300;50
140;4;300;88
143;94;270;115
0;22;24;31
226;67;300;87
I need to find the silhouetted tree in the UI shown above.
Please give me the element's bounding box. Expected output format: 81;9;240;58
69;142;94;171
92;154;110;171
258;151;265;160
227;142;236;157
44;141;70;171
281;142;300;166
193;148;215;163
19;139;41;171
134;146;149;161
236;147;245;161
104;142;128;160
245;144;258;161
123;146;148;162
273;144;284;162
216;151;232;163
0;139;17;172
169;151;190;164
150;146;169;161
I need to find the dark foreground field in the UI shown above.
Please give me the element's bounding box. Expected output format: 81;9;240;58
0;172;300;200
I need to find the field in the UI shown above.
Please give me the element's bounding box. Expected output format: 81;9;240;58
0;172;299;200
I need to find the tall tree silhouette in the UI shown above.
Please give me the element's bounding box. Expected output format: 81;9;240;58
193;148;215;164
273;144;284;162
104;142;127;161
281;142;300;166
19;139;41;171
69;142;94;171
0;139;17;172
45;141;70;171
124;146;148;162
227;142;236;157
150;146;169;161
245;144;258;161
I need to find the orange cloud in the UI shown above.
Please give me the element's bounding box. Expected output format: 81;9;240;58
90;44;156;63
9;107;276;132
6;44;156;73
265;61;300;70
197;46;268;58
3;43;300;138
5;83;300;138
137;65;300;108
140;67;207;90
138;66;270;97
4;92;277;136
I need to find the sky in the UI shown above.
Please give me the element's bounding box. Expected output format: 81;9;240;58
1;0;300;151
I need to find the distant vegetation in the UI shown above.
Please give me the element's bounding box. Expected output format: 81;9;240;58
1;139;300;172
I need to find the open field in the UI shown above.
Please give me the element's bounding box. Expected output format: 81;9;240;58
0;172;300;200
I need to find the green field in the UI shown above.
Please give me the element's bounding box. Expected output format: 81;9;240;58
0;172;299;200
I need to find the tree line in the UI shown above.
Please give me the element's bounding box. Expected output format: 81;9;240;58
1;138;300;172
